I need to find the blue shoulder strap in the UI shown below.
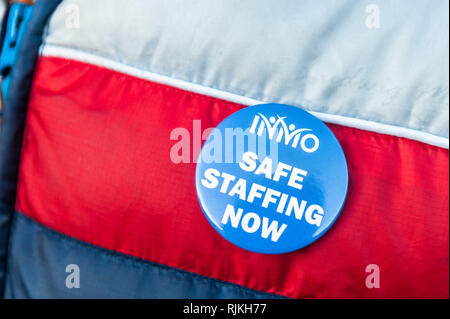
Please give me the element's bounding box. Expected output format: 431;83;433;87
0;0;62;297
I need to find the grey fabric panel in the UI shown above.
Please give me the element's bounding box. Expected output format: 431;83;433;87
44;0;449;138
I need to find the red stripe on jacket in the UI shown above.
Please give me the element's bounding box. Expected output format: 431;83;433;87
16;56;449;298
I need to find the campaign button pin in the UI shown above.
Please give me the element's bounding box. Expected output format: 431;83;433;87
195;104;348;254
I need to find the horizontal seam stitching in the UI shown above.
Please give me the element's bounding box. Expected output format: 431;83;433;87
40;44;449;149
34;54;450;152
327;123;450;152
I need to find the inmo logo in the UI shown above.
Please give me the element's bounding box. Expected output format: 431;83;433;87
249;113;319;153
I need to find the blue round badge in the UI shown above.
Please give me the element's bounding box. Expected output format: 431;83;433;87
195;104;348;254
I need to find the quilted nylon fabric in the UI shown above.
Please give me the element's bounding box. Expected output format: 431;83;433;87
13;56;449;298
